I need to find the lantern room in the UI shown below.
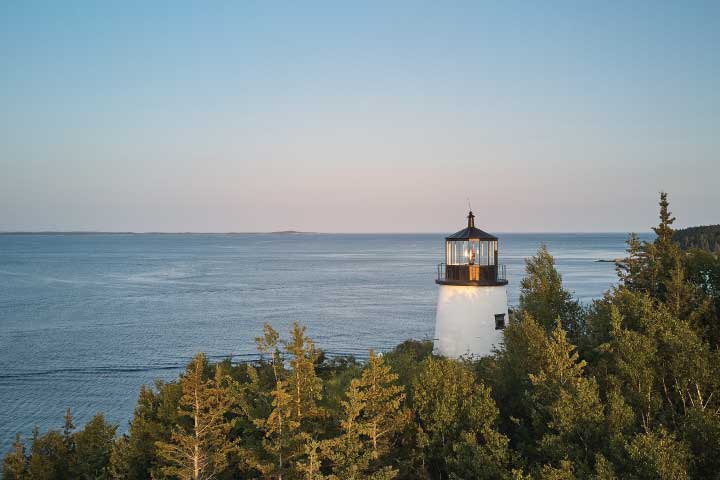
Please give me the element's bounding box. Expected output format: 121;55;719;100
436;211;507;286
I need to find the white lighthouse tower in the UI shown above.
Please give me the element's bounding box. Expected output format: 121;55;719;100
433;210;508;358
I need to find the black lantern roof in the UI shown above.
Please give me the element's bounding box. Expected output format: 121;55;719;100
445;211;498;241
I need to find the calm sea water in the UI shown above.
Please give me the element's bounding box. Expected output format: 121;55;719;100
0;232;650;450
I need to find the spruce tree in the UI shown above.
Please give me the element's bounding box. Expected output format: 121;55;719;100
110;381;183;479
653;192;676;245
616;233;644;291
72;413;117;480
519;245;584;341
528;321;604;474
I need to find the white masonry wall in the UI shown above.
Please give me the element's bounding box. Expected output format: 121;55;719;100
433;284;508;358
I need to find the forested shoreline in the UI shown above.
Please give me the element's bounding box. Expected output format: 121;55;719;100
673;225;720;254
4;193;720;480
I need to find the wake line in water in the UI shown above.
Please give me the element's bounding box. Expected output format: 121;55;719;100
0;348;396;381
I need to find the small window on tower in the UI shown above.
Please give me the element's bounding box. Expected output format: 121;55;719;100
495;313;506;330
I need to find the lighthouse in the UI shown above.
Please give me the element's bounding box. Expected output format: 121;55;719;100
433;210;508;358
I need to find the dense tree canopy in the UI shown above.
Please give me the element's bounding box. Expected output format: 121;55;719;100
674;225;720;254
4;192;720;479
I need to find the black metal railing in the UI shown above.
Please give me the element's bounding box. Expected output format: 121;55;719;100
437;263;507;285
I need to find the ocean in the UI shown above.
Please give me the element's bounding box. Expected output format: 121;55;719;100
0;232;651;450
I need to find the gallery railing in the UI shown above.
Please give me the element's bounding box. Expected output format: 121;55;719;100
436;263;507;285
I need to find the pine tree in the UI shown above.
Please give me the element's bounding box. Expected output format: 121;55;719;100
296;440;326;480
353;351;407;461
323;351;407;480
284;323;323;429
250;322;325;479
249;323;292;478
2;434;27;480
156;354;235;480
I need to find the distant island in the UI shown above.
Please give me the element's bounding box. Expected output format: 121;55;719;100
673;225;720;253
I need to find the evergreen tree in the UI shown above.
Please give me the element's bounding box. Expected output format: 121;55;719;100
489;312;549;454
323;351;407;480
62;408;74;446
61;408;76;475
616;233;644;291
352;351;407;461
653;192;676;245
519;245;584;341
156;354;235;480
2;434;27;480
72;413;117;479
249;322;326;479
413;357;511;479
26;429;68;480
296;440;326;480
528;321;605;474
284;323;324;431
597;305;659;432
110;380;182;479
249;323;295;478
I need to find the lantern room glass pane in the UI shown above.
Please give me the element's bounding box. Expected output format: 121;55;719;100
445;239;497;265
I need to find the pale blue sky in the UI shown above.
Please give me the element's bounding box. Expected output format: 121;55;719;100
1;1;718;232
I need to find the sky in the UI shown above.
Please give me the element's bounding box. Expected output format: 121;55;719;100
1;1;718;233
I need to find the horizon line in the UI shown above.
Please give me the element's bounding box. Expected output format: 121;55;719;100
0;230;656;235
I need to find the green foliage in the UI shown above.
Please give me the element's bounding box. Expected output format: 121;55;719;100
321;351;406;480
2;435;26;480
110;380;182;479
519;245;584;342
681;407;720;479
26;428;68;480
72;413;117;479
528;322;604;474
155;353;236;480
413;357;511;479
626;428;690;480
